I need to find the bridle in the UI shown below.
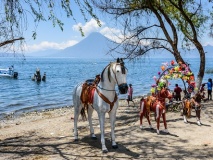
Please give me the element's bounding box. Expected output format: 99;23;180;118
157;88;171;101
96;62;126;112
99;62;127;91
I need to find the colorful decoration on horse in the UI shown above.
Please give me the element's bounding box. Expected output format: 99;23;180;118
151;60;195;93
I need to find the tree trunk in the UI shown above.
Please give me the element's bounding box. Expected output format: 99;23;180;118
194;41;206;90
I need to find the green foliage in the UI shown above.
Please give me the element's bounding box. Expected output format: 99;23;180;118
0;0;100;48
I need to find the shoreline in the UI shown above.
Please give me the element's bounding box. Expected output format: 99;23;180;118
0;95;213;159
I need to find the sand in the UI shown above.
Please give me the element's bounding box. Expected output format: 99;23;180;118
0;97;213;160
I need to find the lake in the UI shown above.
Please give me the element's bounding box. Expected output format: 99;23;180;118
0;57;212;117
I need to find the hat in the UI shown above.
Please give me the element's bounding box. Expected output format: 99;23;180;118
129;84;132;86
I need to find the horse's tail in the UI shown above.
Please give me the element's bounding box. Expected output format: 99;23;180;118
80;104;88;121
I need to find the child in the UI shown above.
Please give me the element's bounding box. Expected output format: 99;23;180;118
200;83;206;100
126;84;133;107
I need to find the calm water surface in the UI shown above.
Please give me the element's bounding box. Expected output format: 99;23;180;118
0;57;212;116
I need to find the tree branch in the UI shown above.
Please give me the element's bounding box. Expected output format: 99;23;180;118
0;37;24;48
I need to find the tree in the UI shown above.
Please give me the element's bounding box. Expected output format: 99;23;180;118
0;0;100;52
92;0;213;89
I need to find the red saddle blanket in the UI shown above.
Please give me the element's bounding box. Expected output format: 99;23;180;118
80;83;96;105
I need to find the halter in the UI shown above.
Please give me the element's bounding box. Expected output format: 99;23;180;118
97;85;116;91
157;88;170;101
97;60;126;112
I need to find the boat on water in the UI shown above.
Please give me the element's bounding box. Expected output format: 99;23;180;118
0;65;18;78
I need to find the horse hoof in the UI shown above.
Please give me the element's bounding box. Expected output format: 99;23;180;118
112;145;118;149
91;136;97;140
197;121;201;126
74;139;78;142
102;149;108;153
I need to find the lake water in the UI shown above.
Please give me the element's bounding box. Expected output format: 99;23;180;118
0;57;212;117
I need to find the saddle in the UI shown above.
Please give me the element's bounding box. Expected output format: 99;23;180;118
145;96;157;113
183;99;192;118
80;75;101;107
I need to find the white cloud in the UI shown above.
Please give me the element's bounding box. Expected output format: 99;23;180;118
72;19;105;36
25;40;78;53
100;27;124;43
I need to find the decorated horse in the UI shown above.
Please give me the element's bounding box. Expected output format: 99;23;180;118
140;60;197;133
73;58;128;153
139;80;173;134
182;83;203;126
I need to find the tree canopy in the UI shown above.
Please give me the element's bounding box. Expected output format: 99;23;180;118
92;0;213;88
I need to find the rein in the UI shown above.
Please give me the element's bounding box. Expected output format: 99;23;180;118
96;60;125;112
96;87;118;113
97;85;116;91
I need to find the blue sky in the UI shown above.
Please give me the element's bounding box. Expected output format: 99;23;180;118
21;2;213;54
22;2;124;53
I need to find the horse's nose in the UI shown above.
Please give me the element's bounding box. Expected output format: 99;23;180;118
118;83;128;94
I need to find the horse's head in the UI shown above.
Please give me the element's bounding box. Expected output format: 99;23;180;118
159;87;173;100
101;58;128;94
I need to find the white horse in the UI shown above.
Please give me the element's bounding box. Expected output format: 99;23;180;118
73;58;128;153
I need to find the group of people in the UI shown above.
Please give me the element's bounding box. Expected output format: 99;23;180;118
126;77;212;107
32;68;46;82
173;78;212;101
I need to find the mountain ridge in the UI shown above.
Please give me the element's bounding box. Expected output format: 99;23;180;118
22;32;213;58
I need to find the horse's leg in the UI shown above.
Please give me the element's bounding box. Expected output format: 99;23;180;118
183;101;188;123
139;112;144;129
145;111;153;129
183;108;188;123
109;110;118;149
73;104;82;141
139;102;145;129
162;109;169;133
88;105;97;139
98;112;108;153
195;106;202;126
155;105;161;134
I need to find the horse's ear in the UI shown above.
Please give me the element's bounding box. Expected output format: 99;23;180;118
117;58;120;63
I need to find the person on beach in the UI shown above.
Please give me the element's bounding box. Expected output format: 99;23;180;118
207;78;212;100
174;84;182;101
187;81;195;98
200;83;206;100
127;84;133;107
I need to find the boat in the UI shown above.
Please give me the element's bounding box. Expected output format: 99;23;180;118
0;65;18;78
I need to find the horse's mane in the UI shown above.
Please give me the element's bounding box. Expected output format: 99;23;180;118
100;59;126;83
100;63;111;82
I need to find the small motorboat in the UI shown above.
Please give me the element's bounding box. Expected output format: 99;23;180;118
0;65;18;78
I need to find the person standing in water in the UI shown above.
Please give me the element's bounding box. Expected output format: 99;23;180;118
127;84;133;107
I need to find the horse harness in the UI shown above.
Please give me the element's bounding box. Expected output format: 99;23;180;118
80;80;117;113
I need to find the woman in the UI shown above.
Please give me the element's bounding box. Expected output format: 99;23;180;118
126;84;133;107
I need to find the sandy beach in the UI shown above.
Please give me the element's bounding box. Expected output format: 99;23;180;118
0;97;213;160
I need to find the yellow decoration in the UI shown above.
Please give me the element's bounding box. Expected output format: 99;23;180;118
150;88;155;93
174;66;179;71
